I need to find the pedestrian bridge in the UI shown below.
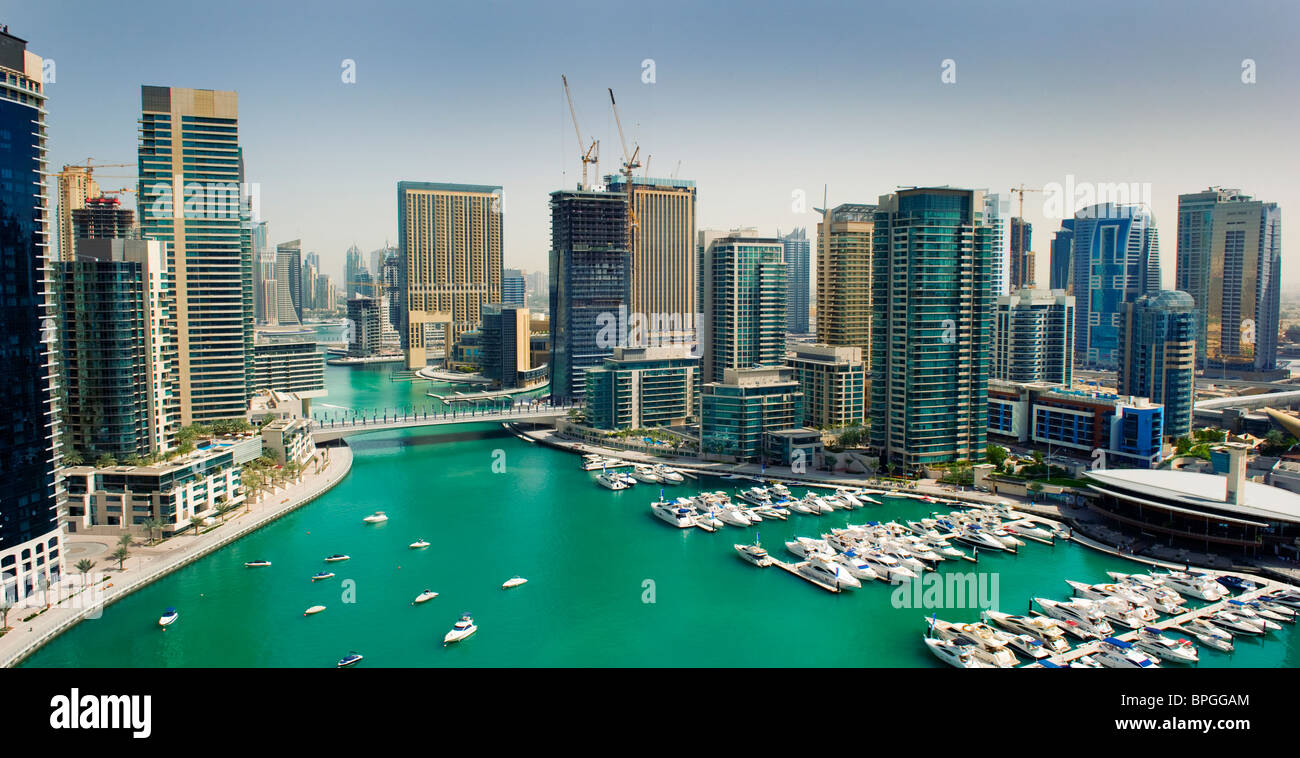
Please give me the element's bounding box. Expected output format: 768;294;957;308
310;402;575;443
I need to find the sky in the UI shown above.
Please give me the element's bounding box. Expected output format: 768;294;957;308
11;0;1300;291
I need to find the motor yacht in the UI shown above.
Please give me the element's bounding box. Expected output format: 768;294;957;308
502;576;528;589
798;557;861;590
982;611;1071;653
1158;571;1228;601
443;614;478;645
1231;598;1293;624
1094;637;1159;668
312;571;335;581
615;472;638;487
409;539;430;549
1253;598;1297;621
1002;520;1055;543
244;560;272;568
158;608;179;627
1080;596;1156;629
735;536;773;566
925;619;1018;668
653;465;685;484
651;500;697;528
304;605;327;616
324;554;350;562
785;536;834;560
953;525;1008;552
874;542;930;575
412;590;439;604
858;549;918;582
1177;619;1234;652
1033;598;1113;638
1006;634;1050;659
695;508;725;530
362;511;388;524
631;465;662;483
1066;580;1148;609
1070;654;1104;668
923;637;991;668
596;471;630;490
786;498;815;515
716;505;753;527
1209;610;1265;635
1216;574;1258;594
1265;588;1300;609
1133;627;1199;664
1115;579;1186;615
804;495;834;514
831;549;880;582
769;483;792;498
834;488;864;507
737;487;772;506
336;652;364;667
1224;599;1283;630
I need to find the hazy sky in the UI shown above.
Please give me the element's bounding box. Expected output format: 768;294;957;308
13;0;1299;290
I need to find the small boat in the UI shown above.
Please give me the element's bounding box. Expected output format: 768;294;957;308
1209;610;1264;635
324;554;350;562
631;465;662;483
337;652;364;668
1230;598;1292;624
502;576;528;589
409;540;430;549
596;471;629;490
244;560;272;568
413;590;439;604
158;608;179;627
312;571;336;581
1176;619;1234;653
443;613;478;645
1224;599;1283;630
653;465;685;484
650;500;696;528
1216;574;1258;594
362;511;388;524
304;605;327;616
735;537;772;566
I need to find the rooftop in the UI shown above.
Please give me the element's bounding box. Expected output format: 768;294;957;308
1084;468;1300;525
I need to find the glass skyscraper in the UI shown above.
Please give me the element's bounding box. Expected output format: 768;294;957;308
815;204;875;368
781;228;810;334
870;188;997;471
1049;220;1074;292
699;232;787;384
1118;290;1197;440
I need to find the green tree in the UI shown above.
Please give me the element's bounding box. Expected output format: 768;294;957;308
0;601;12;630
117;534;133;550
1028;481;1044;502
75;558;96;583
142;517;164;545
63;449;84;466
94;453;118;469
985;445;1008;467
190;516;205;537
111;546;130;571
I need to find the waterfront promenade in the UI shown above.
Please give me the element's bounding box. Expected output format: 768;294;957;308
0;445;354;668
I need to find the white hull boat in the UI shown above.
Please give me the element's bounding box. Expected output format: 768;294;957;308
413;590;439;604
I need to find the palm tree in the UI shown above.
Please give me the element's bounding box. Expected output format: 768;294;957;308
117;533;133;550
111;546;130;571
190;515;204;537
75;558;96;585
142;517;163;545
0;602;12;630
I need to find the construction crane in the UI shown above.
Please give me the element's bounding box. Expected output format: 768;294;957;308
607;88;641;181
561;75;599;190
671;160;681;180
643;154;651;178
1009;184;1043;221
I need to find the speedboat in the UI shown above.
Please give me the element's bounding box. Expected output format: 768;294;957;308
409;540;430;549
412;590;439;604
1033;598;1113;638
244;560;272;568
735;537;773;566
1003;520;1055;543
954;525;1007;552
834;488;864;508
923;637;991;668
859;549;918;582
1133;627;1199;664
1116;579;1187;615
596;472;629;490
502;576;528;589
1006;634;1050;660
337;652;363;667
158;608;179;627
1158;571;1228;601
1253;598;1298;621
1209;610;1265;635
803;494;834;514
312;571;335;581
362;511;388;524
982;611;1071;653
651;500;696;528
1067;580;1147;608
1216;574;1258;594
443;614;478;645
631;465;662;483
615;472;638;487
832;549;880;582
653;465;685;484
1177;619;1234;652
786;498;815;515
694;508;725;530
1093;637;1159;668
324;554;350;562
304;605;327;616
797;557;861;590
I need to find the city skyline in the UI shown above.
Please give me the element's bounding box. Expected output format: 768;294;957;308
10;0;1298;291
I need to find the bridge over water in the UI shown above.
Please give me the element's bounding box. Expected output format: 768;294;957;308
310;401;575;443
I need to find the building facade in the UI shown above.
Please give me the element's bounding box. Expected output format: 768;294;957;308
480;303;545;389
700;232;787;384
583;345;700;430
785;344;865;429
71;196;134;246
606;176;697;343
700;367;805;462
870;188;997;470
502;267;526;307
1008;217;1034;290
1118;290;1197;440
989;380;1162;469
781;228;811;334
56;164;100;262
1049;220;1074;292
992;288;1074;385
815;203;875;366
251;333;326;413
347;296;383;357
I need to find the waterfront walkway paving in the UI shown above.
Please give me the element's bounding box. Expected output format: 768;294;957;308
0;445;354;668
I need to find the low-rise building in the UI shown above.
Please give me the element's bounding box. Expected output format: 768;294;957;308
584;345;700;430
988;379;1163;468
700;367;804;462
785;344;865;428
261;418;315;465
253;332;327;413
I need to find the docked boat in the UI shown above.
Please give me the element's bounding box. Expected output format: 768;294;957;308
694;508;725;530
1070;654;1104;668
953;525;1007;552
1033;598;1114;639
158;608;179;627
925;618;1017;667
413;590;439;604
324;554;350;562
737;487;772;506
785;536;834;560
803;494;834;514
1006;634;1050;659
1231;598;1293;624
443;613;478;645
651;500;697;528
858;549;918;582
312;571;335;581
798;557;861;590
923;637;991;668
337;652;363;667
1115;579;1186;615
632;465;662;483
362;511;388;524
1177;619;1234;652
304;605;327;616
786;498;816;515
502;576;528;589
1094;637;1159;668
834;488;864;508
1080;596;1155;630
982;610;1071;653
1265;588;1300;609
735;537;773;567
1224;599;1283;630
1066;580;1148;610
716;505;752;527
1253;598;1298;621
615;472;638;487
1209;610;1265;635
1216;574;1258;594
409;540;430;549
831;549;880;582
653;465;685;484
1133;627;1199;664
596;471;630;490
1158;571;1228;601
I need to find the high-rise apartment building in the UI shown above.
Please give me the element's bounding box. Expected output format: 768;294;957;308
347;296;382;357
1049;220;1074;292
1008;217;1034;290
584;345;700;430
781;228;811;334
815;204;875;365
71;196;135;246
870;188;998;470
502;268;526;307
699;232;787;384
345;244;364;298
549;189;629;403
700;367;805;462
56;164;100;262
1064;203;1161;370
0;27;63;602
1118;290;1197;439
606;176;697;342
397;182;503;369
785;344;865;429
276;239;303;323
252;221;273;323
993;288;1075;386
138;85;253;424
1176;187;1282;374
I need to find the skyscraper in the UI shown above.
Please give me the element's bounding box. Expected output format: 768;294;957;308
1063;203;1161;370
0;26;62;603
1176;187;1282;374
56;164;100;262
397;182;503;369
1049;220;1074;292
138;85;253;424
71;196;135;246
605;176;697;343
276;239;303;323
502;267;526;307
993;288;1074;385
781;228;810;334
1008;217;1034;290
549;189;629;403
344;244;364;298
815;204;875;366
699;232;787;384
870;188;997;470
1118;290;1197;439
252;221;273;323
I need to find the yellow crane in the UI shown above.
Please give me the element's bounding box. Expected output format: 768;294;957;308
561;75;599;190
1009;184;1043;221
608;87;641;231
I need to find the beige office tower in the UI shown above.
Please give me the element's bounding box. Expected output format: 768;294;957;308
398;182;502;369
607;177;697;343
815;203;875;369
56;165;100;261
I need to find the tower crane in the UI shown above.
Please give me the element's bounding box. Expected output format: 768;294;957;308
608;87;641;231
1009;184;1043;222
561;75;599;190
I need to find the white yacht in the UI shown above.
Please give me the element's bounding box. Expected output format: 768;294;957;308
244;560;272;568
651;500;697;528
798;557;861;590
596;471;630;490
1177;619;1234;652
1158;571;1228;601
737;487;772;506
954;525;1008;552
785;536;834;560
694;508;724;530
1230;598;1292;625
831;549;880;582
632;465;662;483
312;571;335;581
859;549;918;583
324;554;350;562
1006;634;1051;659
925;618;1018;668
653;465;685;484
786;498;816;515
412;590;439;604
804;494;834;514
362;511;388;524
1223;599;1283;631
615;472;638;487
1066;580;1147;608
1210;610;1265;635
1116;579;1186;615
1254;598;1298;621
982;611;1071;654
1032;598;1114;639
304;605;326;616
502;576;528;589
1002;520;1055;543
1094;637;1160;669
1266;588;1300;609
923;637;991;668
1133;627;1199;664
834;488;864;508
443;614;478;645
1080;596;1156;629
735;537;773;566
716;505;753;527
409;540;430;549
158;607;179;627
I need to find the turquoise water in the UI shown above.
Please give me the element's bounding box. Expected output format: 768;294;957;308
21;366;1300;667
